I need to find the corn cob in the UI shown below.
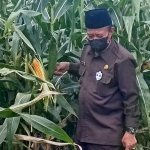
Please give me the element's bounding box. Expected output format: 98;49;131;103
31;57;53;111
32;58;45;80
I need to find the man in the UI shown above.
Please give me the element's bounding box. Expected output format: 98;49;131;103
55;8;139;150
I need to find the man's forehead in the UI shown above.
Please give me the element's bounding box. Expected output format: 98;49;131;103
86;27;108;34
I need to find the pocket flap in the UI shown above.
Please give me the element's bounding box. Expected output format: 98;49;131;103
79;61;86;76
101;74;112;84
79;65;86;76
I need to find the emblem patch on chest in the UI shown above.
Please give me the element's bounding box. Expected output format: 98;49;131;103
96;71;102;81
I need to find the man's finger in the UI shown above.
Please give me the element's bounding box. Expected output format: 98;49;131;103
54;63;60;71
121;139;125;148
54;71;63;76
55;62;60;66
125;147;129;150
55;63;61;70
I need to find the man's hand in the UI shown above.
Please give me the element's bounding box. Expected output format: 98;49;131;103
122;132;137;150
54;62;70;76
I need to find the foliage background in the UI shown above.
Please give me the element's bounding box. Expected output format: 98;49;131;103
0;0;150;149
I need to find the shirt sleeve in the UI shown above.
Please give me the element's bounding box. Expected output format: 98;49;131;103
116;58;139;128
68;62;80;77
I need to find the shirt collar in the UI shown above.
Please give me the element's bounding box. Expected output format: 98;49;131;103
94;40;112;57
100;39;115;62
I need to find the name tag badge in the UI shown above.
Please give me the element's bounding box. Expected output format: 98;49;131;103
81;61;86;66
96;71;102;81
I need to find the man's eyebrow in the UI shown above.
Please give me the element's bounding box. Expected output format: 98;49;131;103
95;33;105;36
96;33;104;35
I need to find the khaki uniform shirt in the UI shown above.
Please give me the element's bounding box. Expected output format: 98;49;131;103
69;39;139;145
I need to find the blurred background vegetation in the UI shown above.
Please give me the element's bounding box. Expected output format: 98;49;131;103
0;0;150;149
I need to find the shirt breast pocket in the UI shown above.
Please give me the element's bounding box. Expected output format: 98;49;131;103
96;74;114;97
79;61;86;76
79;61;86;84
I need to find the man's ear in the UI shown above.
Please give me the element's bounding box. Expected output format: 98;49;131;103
107;26;114;43
110;26;114;35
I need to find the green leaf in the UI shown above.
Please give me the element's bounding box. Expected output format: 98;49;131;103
56;95;77;117
21;10;41;17
11;32;20;61
0;77;25;92
14;93;31;105
13;0;24;12
135;144;144;150
109;8;121;28
4;10;41;33
48;39;58;79
132;0;141;22
48;105;62;123
0;93;32;147
20;114;73;143
7;117;21;150
0;108;19;118
0;68;55;88
0;120;7;144
53;0;73;23
123;16;135;42
6;92;31;149
20;123;31;136
13;25;36;53
136;73;150;129
0;63;20;69
60;82;80;92
33;0;49;12
58;41;68;59
4;10;21;33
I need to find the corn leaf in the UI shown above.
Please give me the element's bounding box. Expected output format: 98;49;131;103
13;25;36;53
0;120;7;144
0;68;55;89
6;92;32;148
7;117;20;150
20;114;73;143
56;95;77;117
132;0;141;22
13;0;24;12
4;10;41;33
136;73;150;129
48;105;62;123
14;93;32;106
53;0;73;23
123;16;135;42
48;39;58;80
0;108;19;118
11;32;20;61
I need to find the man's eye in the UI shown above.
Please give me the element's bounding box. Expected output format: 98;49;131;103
97;35;103;38
88;35;94;39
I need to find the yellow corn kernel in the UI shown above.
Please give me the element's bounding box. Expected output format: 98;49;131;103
32;58;43;79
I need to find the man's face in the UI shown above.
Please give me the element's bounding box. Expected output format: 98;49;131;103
86;26;114;43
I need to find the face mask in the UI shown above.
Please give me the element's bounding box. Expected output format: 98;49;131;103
88;37;108;53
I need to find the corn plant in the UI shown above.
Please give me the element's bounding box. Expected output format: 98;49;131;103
1;0;150;150
0;0;82;149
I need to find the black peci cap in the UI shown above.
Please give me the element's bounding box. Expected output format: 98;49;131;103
85;8;112;29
